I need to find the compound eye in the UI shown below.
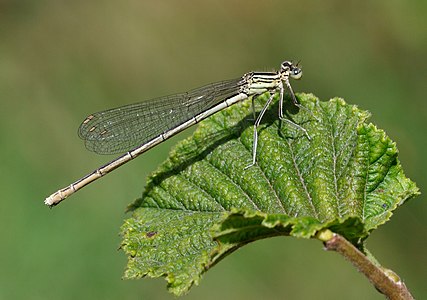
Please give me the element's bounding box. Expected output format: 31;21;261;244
291;68;302;79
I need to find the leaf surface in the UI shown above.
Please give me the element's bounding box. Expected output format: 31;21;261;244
120;93;419;295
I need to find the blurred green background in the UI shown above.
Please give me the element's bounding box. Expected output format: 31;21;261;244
1;1;425;299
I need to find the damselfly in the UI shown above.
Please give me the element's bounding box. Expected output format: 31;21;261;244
45;61;307;207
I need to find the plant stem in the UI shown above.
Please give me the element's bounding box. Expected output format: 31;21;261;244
317;230;414;300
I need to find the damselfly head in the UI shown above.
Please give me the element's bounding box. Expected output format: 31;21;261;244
281;61;302;80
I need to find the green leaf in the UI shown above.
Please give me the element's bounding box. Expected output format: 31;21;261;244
120;93;419;296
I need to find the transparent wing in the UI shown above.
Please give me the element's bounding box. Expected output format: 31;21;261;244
78;78;244;154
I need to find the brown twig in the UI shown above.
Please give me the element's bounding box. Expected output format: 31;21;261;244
317;230;414;300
